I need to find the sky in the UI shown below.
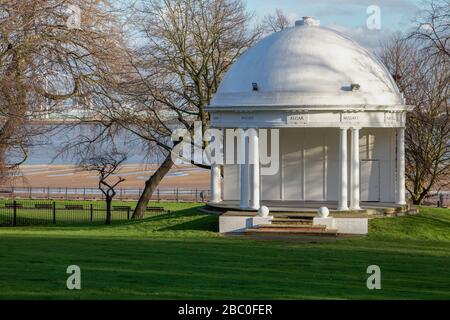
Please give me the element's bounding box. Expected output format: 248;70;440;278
245;0;425;50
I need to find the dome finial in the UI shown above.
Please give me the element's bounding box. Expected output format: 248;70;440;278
295;16;320;27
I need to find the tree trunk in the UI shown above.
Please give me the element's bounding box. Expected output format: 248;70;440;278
132;154;174;219
416;192;428;205
106;196;112;225
412;193;425;205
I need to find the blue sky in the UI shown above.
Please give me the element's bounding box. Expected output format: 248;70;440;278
246;0;424;50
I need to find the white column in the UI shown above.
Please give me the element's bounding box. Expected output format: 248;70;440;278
249;128;260;210
209;129;222;203
396;127;406;205
350;128;361;210
210;164;221;203
240;130;249;209
338;128;349;211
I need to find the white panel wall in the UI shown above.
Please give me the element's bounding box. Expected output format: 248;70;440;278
223;132;240;200
360;128;395;203
223;128;395;203
223;164;240;200
281;129;303;200
361;160;380;201
326;130;340;201
304;129;326;200
261;130;281;200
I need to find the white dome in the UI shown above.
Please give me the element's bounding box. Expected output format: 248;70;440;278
211;20;403;109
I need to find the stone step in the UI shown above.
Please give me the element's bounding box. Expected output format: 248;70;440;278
246;228;338;236
272;218;313;225
274;213;317;218
259;224;326;230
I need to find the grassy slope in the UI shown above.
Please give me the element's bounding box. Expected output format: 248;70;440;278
0;203;449;300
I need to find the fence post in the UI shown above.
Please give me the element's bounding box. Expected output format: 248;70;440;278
90;204;93;222
121;188;123;201
29;187;32;199
65;187;68;200
53;202;56;224
47;186;50;200
176;188;179;202
13;200;17;226
195;188;198;202
83;188;86;201
127;207;130;220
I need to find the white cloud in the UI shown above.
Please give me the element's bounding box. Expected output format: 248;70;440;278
298;0;418;13
285;12;300;23
327;24;394;53
419;23;433;31
313;6;355;17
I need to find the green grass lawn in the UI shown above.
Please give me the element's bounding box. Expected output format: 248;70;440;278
0;202;449;300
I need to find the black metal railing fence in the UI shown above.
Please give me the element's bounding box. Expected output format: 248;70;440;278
422;192;450;208
0;200;170;227
0;187;210;202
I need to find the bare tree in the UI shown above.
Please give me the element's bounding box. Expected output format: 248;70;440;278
409;0;449;58
380;34;449;204
0;0;127;181
80;152;127;225
262;8;290;33
105;0;261;219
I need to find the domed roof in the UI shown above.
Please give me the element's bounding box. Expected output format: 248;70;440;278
211;18;403;109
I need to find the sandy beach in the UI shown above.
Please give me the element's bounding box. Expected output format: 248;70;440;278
3;164;210;189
